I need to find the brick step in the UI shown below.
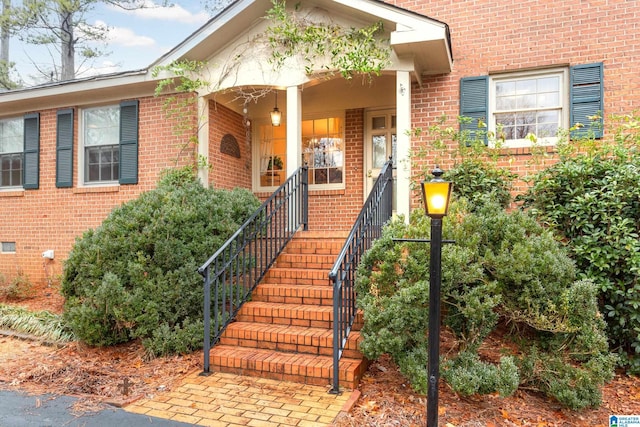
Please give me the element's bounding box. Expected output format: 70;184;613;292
236;301;333;329
208;345;367;389
220;322;363;358
262;267;330;285
252;283;334;306
283;239;346;256
275;253;337;269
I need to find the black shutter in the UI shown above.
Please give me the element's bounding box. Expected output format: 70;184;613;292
56;109;74;188
570;62;604;139
23;113;40;189
460;76;489;145
119;100;139;185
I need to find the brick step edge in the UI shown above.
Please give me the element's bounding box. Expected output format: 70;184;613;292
220;322;362;358
208;345;366;389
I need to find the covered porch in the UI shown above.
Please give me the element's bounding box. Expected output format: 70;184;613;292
153;0;453;228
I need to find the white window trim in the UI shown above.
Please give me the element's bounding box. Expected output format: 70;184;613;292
78;105;120;188
488;67;569;148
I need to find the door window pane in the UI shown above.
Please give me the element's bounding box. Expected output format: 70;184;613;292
372;135;386;168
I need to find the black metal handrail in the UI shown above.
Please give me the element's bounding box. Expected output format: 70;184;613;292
328;159;393;393
197;166;308;375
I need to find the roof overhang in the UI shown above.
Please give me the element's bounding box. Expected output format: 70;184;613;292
155;0;453;79
0;70;155;115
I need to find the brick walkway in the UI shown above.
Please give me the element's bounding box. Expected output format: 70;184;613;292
125;370;357;427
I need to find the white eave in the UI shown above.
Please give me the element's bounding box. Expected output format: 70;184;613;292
0;0;453;115
154;0;453;77
0;69;154;115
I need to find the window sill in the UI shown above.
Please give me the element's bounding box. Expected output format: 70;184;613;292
497;145;558;156
0;189;25;198
73;185;120;194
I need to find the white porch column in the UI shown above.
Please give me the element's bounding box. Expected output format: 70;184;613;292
286;86;302;174
396;70;412;222
197;96;210;188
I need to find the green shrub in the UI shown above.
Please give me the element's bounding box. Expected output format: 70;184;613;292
356;199;615;408
519;115;640;373
443;159;516;210
442;352;519;398
61;167;260;356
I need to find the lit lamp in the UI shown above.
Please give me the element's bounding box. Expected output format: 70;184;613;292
421;165;452;427
270;91;282;127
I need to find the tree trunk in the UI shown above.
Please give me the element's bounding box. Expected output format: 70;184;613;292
1;0;10;63
59;9;74;81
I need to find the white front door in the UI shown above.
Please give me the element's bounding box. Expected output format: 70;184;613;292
364;109;396;209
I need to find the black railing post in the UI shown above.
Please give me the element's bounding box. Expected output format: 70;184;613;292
302;165;309;231
201;266;211;375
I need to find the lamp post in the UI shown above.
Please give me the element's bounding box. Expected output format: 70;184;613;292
421;166;452;427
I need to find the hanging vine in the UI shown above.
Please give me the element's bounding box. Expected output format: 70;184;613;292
265;0;390;80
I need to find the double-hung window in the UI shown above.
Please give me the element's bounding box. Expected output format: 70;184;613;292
83;106;120;184
0;118;24;188
460;63;603;147
56;100;138;188
491;70;567;147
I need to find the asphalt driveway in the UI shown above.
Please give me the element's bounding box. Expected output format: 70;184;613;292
0;390;193;427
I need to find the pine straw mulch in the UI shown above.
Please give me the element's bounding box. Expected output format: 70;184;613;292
2;284;640;425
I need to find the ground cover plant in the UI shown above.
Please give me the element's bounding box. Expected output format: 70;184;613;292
356;160;617;410
61;167;260;357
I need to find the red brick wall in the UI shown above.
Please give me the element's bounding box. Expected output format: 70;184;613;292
307;109;365;231
0;93;197;285
208;101;252;190
388;0;640;205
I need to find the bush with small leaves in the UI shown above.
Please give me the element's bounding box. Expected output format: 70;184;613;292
520;115;640;373
62;167;261;356
356;198;615;408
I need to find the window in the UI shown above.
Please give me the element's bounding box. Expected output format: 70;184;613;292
302;117;344;186
491;71;566;146
0;118;23;188
82;106;120;183
256;115;345;189
258;124;286;188
1;242;16;253
56;101;138;188
460;63;603;147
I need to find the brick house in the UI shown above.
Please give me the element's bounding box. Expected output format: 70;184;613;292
0;0;636;287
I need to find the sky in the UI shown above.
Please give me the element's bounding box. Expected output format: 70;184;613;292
10;0;224;86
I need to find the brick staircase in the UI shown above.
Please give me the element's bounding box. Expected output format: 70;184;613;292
209;231;368;390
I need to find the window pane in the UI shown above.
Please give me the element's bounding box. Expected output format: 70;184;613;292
496;81;515;96
516;79;536;95
84;106;119;147
537;92;557;108
496;113;515;126
518;94;536;109
372;116;385;130
0;119;23;153
496;96;516;110
538;76;559;92
538;110;559;124
372;135;386;168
